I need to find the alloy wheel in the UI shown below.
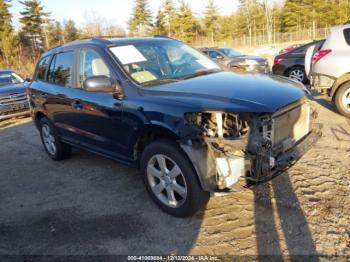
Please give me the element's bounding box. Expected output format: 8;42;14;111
147;154;187;208
289;69;305;82
42;124;57;156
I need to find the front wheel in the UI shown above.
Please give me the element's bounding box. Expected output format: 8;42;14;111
140;140;209;217
335;82;350;118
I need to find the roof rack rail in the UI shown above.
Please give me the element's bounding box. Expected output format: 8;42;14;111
78;35;126;41
45;35;128;52
153;35;178;41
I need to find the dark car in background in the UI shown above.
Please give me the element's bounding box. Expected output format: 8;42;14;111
272;40;325;83
278;44;302;55
0;70;30;121
200;47;269;74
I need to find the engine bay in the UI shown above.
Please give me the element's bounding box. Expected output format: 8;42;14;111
183;101;317;191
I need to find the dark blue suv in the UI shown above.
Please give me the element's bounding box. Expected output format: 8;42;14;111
28;36;321;217
0;70;30;121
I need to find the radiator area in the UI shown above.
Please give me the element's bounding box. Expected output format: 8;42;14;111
272;101;311;147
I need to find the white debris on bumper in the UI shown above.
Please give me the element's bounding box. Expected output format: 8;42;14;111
216;155;247;189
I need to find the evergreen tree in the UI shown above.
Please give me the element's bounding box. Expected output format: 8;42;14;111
334;0;350;25
172;1;198;43
0;0;18;67
45;20;63;48
63;20;79;43
218;16;234;40
162;0;175;36
0;0;11;30
280;0;299;32
19;0;49;51
203;0;220;43
153;9;167;35
128;0;153;36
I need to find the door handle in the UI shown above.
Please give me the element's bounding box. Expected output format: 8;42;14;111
72;100;83;110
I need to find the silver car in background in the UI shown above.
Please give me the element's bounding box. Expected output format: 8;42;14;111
200;47;270;74
306;23;350;117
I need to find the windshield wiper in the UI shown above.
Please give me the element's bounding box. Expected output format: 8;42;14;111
179;69;221;80
142;78;180;87
141;69;221;86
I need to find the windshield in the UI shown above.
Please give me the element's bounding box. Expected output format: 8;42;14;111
0;72;23;87
109;40;221;86
219;48;243;58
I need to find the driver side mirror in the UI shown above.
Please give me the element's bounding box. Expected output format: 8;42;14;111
84;76;124;99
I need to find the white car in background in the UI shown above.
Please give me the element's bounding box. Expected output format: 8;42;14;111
306;23;350;118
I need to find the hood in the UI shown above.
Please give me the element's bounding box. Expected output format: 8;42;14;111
142;72;305;113
0;83;28;95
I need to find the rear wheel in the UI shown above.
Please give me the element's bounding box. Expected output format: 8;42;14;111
39;117;72;160
140;140;209;217
288;66;306;83
335;82;350;118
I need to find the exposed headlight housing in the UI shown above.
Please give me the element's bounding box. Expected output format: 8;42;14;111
185;112;249;139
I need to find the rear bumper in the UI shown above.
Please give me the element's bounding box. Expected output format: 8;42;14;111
245;64;270;74
229;64;270;74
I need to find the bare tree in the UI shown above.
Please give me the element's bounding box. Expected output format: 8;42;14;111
81;12;125;37
262;0;273;44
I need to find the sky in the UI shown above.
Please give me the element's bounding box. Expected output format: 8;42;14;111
10;0;239;29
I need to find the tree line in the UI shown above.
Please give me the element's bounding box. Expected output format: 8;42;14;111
0;0;76;71
129;0;350;43
0;0;349;74
0;0;125;73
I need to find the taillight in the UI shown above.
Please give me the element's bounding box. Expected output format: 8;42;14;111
274;57;284;65
313;49;332;64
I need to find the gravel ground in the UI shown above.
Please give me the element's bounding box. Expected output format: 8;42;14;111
0;92;349;257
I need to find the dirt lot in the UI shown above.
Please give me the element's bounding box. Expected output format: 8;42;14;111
0;92;349;257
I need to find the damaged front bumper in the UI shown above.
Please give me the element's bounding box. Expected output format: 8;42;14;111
255;123;322;183
181;123;322;193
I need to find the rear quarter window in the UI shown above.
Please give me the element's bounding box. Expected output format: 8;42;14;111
292;45;309;54
344;28;350;45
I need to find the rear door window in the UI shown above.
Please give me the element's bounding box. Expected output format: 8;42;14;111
48;51;74;87
344;28;350;45
36;56;51;81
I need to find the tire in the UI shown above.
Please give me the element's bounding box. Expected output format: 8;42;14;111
288;66;307;84
140;139;209;217
39;117;72;161
335;82;350;118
